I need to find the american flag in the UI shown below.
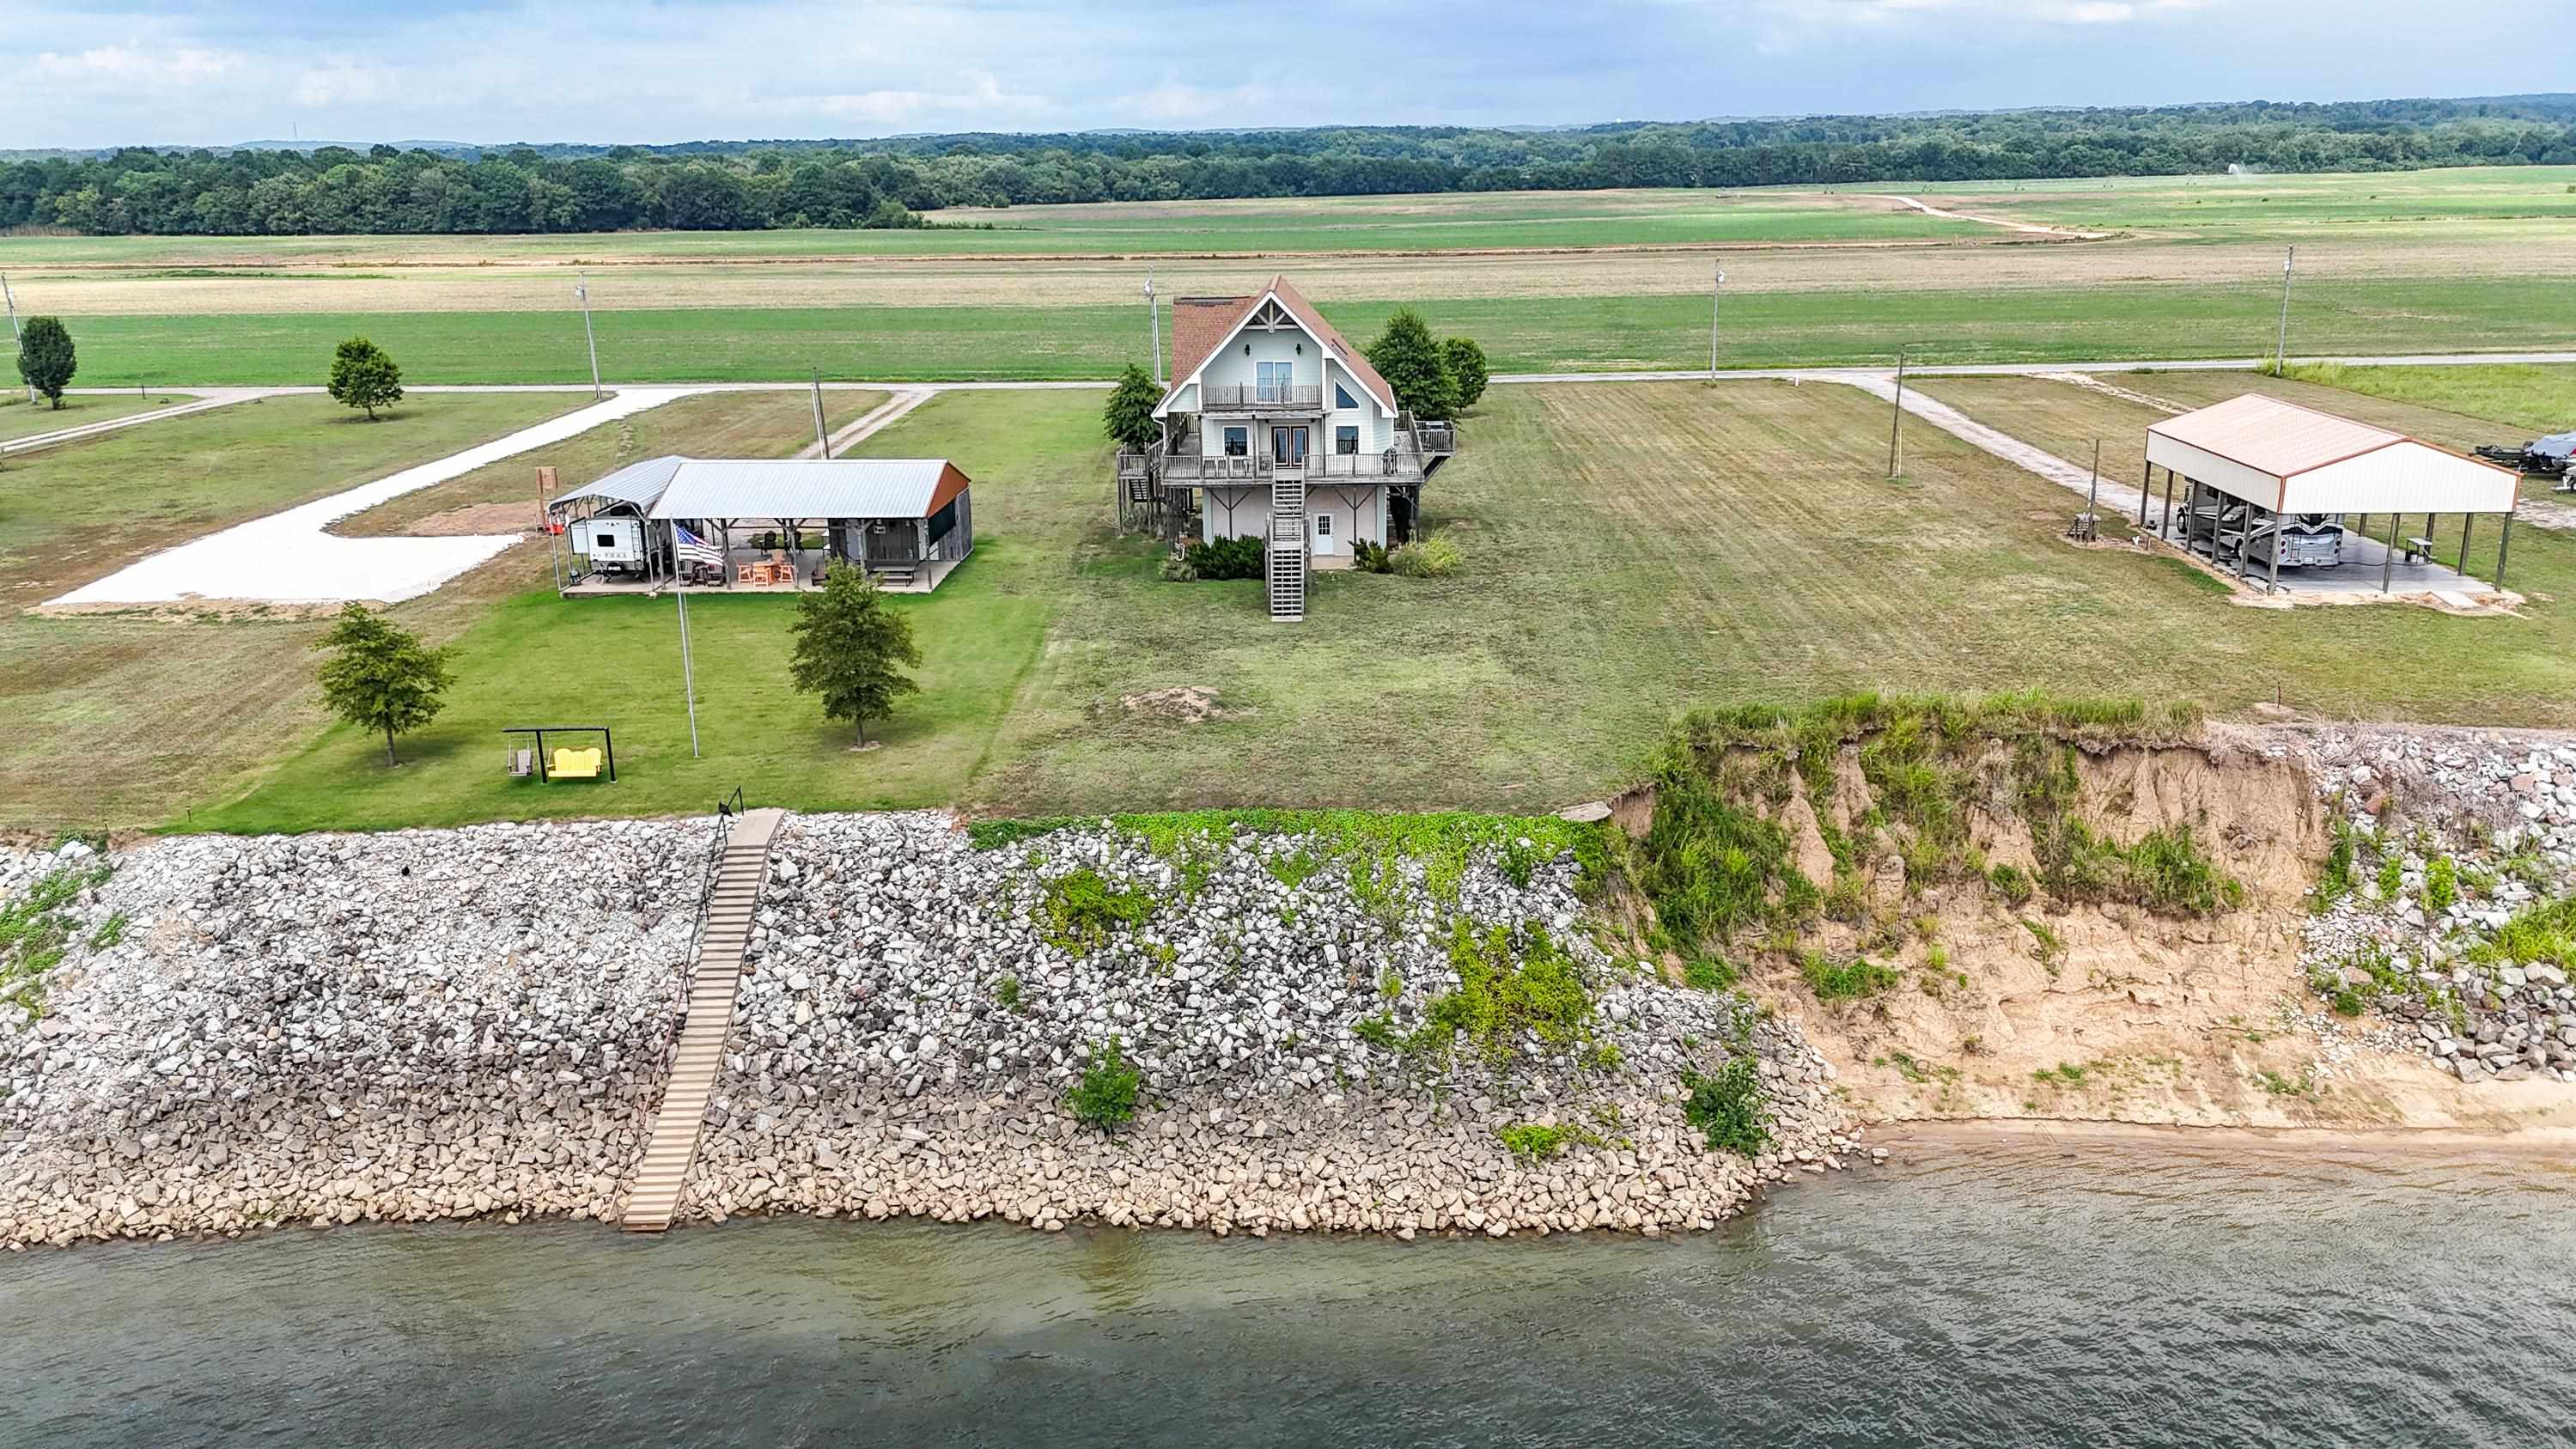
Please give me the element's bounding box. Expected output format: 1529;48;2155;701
673;522;724;568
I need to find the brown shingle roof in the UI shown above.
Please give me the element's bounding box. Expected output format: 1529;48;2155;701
1159;276;1398;413
1166;294;1260;394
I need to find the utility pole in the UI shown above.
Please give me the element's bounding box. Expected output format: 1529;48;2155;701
809;368;831;458
1708;265;1725;381
1885;347;1909;478
2086;438;2101;523
1;273;33;405
575;272;602;400
2273;246;2295;375
1146;273;1162;385
676;588;702;758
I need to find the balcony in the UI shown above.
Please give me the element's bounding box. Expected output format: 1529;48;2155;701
1199;382;1322;413
1142;447;1428;486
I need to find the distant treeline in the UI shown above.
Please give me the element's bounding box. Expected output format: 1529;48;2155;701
8;95;2575;237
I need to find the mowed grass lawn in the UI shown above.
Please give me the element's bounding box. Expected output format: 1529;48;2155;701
52;373;2576;835
190;390;1066;832
0;389;861;834
41;272;2576;387
0;391;192;443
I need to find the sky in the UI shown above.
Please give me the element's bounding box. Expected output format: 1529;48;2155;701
5;0;2569;149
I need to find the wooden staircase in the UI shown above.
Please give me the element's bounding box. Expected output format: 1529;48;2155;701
1266;472;1307;622
622;806;787;1233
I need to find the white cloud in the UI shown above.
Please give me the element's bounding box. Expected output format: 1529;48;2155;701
290;60;398;107
33;45;246;88
798;70;1050;125
1113;80;1281;123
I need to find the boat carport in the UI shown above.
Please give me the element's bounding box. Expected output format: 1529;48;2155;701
2142;393;2524;599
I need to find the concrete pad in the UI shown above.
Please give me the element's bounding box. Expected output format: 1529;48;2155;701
48;388;703;608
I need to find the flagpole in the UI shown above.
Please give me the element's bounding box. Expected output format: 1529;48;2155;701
676;582;701;758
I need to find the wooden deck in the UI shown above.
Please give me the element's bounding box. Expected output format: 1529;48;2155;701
622;807;787;1233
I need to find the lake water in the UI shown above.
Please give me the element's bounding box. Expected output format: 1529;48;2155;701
7;1131;2572;1447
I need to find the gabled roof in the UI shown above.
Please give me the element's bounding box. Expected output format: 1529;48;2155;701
1159;274;1398;414
649;459;969;521
2147;393;2415;478
548;454;685;513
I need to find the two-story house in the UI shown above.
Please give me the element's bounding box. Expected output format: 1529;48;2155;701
1117;275;1457;620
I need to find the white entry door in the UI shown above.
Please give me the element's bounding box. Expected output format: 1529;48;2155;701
1311;508;1337;555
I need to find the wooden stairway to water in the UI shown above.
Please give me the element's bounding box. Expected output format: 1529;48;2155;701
622;807;786;1233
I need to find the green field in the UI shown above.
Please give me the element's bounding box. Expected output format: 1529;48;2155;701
36;272;2576;387
1856;165;2576;232
180;372;2576;835
0;190;1983;268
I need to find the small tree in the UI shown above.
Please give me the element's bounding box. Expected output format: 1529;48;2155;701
1102;362;1162;453
1363;307;1457;421
327;336;405;420
789;561;922;746
314;603;454;767
1440;336;1489;410
15;316;75;410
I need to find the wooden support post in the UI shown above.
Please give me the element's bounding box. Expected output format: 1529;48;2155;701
2160;468;2177;541
2459;513;2475;581
2267;507;2284;595
2382;513;2398;594
2136;447;2151;527
2498;513;2515;591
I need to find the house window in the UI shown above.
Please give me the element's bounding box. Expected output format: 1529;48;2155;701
1335;425;1359;455
1257;361;1293;401
1335;383;1360;410
1222;426;1249;456
1313;512;1331;539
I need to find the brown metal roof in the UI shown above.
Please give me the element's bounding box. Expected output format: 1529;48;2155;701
2147;393;2407;478
1160;275;1398;413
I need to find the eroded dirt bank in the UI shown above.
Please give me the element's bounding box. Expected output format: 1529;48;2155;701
1669;721;2576;1138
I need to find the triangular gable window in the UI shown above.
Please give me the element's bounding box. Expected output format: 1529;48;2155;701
1335;383;1361;410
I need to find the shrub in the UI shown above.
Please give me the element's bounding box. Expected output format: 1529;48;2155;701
2376;855;2403;899
1353;1012;1400;1049
1352;539;1392;573
1067;1039;1142;1130
1682;1057;1769;1156
2425;855;2458;916
1183;534;1266;581
1388;533;1460;578
994;975;1024;1011
1158;550;1198;581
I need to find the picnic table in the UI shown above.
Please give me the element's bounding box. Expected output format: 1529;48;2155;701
2402;536;2436;565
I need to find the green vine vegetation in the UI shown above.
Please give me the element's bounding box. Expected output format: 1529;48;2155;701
1495;1121;1601;1161
1410;920;1596;1066
1039;868;1157;954
1;860;113;1020
973;809;1609;917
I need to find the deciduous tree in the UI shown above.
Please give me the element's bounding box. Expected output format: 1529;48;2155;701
1440;336;1489;409
15;316;75;409
789;562;923;746
314;603;454;767
1102;362;1162;452
327;336;404;420
1362;307;1457;421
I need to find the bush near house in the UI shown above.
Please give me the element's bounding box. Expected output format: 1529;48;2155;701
1181;534;1266;581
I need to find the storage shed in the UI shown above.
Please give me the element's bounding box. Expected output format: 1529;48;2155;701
2143;394;2523;596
